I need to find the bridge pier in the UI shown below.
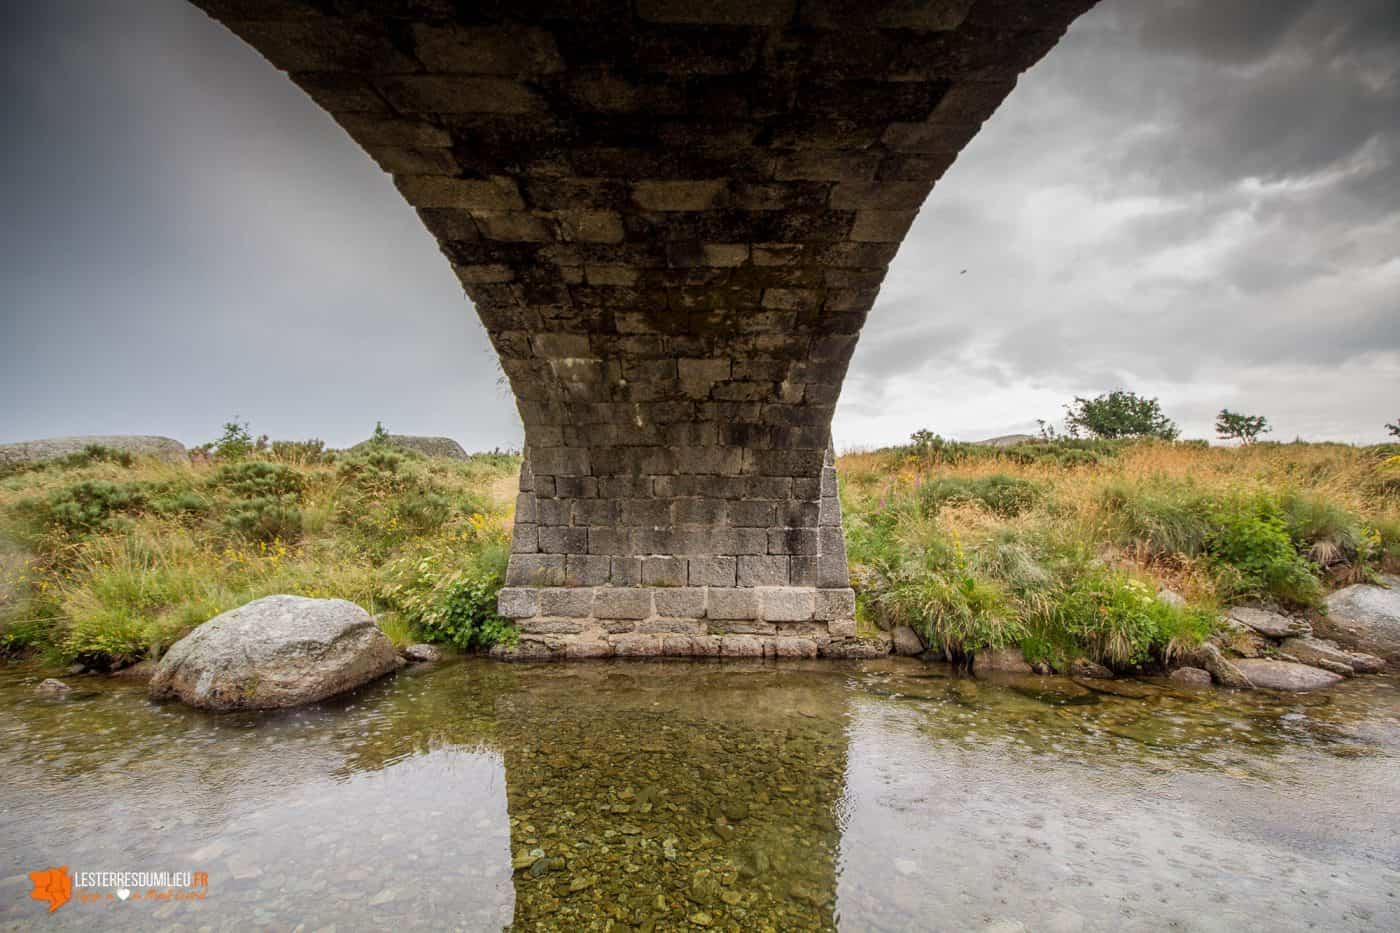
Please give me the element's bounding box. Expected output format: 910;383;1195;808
497;443;866;658
189;0;1099;659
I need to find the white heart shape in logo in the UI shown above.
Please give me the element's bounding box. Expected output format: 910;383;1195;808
116;888;131;901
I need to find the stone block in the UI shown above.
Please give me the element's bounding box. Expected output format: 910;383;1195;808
689;556;737;587
739;555;789;587
827;619;858;638
565;640;613;659
510;523;539;554
642;556;688;587
655;587;708;618
632;179;727;211
720;634;770;658
539;526;588;554
639;618;707;634
538;587;594;618
773;637;819;659
768;528;819;555
506;555;565;587
762;587;816;622
514;492;538;523
611;634;663;657
814;588;857;621
497;587;539;619
518;618;586;635
594;587;653;620
708;588;760;620
565;554;612;586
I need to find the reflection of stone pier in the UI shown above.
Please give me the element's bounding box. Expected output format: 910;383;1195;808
493;663;849;929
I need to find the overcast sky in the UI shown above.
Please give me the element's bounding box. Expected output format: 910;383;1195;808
2;0;1397;451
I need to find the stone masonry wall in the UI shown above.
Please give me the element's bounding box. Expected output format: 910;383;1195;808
190;0;1099;658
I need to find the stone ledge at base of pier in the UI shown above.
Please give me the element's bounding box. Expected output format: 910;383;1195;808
490;585;889;660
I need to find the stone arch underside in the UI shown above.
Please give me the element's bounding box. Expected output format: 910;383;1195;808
192;0;1097;659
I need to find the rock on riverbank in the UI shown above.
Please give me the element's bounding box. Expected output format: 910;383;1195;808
1317;578;1400;667
149;596;402;711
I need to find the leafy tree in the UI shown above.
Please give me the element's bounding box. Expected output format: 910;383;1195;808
1216;409;1271;445
1064;391;1179;440
212;419;256;460
1388;419;1399;438
370;421;392;446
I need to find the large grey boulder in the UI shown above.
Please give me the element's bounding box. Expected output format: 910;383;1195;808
351;435;468;460
149;596;402;711
890;625;925;657
1279;637;1384;676
0;435;187;467
1227;607;1309;639
1318;580;1400;666
1231;659;1343;692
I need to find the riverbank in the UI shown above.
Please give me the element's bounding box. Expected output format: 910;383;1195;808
1;437;1397;686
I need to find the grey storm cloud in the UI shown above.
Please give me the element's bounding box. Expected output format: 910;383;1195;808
1;0;1397;449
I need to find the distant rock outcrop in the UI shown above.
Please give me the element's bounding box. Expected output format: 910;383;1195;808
0;435;187;467
351;434;468;460
972;434;1037;448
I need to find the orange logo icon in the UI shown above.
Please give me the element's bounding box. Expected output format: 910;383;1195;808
29;865;72;913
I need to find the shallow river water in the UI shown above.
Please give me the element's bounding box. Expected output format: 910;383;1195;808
1;659;1397;931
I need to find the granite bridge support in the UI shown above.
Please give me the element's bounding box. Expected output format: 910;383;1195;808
190;0;1097;659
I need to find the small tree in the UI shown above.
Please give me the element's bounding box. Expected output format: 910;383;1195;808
1216;409;1271;445
1388;418;1399;439
212;418;255;460
370;421;392;446
1064;390;1179;440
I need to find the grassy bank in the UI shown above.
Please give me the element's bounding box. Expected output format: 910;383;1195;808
0;442;520;667
3;432;1397;674
839;439;1400;670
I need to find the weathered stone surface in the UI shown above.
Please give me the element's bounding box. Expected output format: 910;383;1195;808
1280;637;1383;676
1318;581;1400;665
1068;658;1113;679
110;660;158;682
1231;659;1344;692
1192;642;1253;689
148;596;402;710
973;646;1032;675
402;643;444;663
351;434;467;460
0;435;187;467
1169;667;1212;686
1227;607;1310;639
891;625;925;656
35;678;71;696
193;0;1099;661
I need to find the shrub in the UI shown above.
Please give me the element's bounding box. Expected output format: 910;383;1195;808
42;481;148;534
212;461;305;501
1280;492;1372;570
270;439;331;465
221;497;303;543
1207;494;1321;606
1052;570;1210;667
205;418;267;461
918;474;1041;518
1103;481;1214;559
379;544;514;650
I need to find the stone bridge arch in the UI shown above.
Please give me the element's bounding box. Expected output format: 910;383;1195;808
191;0;1097;658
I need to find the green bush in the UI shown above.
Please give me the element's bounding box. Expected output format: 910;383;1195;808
41;481;148;534
221;497;303;542
1207;495;1321;606
1104;481;1214;559
270;439;331;465
379;543;514;650
212;461;305;501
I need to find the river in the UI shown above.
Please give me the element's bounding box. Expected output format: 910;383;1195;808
2;659;1397;931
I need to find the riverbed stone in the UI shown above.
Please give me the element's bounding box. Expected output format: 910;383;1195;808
1231;658;1344;692
110;660;158;681
891;625;925;656
148;595;403;710
1069;658;1113;679
1227;607;1310;639
973;647;1033;675
1193;643;1253;689
1318;580;1400;666
1170;667;1212;686
35;678;71;696
402;643;444;663
1278;637;1378;676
